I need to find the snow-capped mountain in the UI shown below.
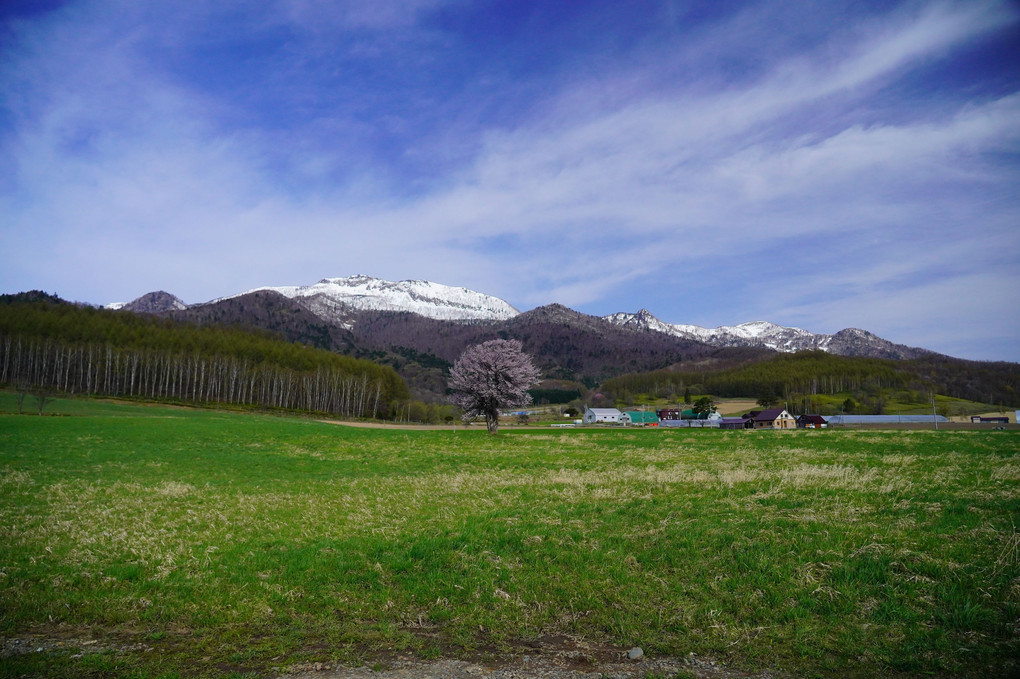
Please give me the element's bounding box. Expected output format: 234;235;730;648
604;309;929;359
225;274;520;323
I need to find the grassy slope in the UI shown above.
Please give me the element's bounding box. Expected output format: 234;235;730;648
1;393;1018;678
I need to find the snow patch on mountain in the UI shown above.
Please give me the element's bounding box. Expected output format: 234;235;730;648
228;274;520;323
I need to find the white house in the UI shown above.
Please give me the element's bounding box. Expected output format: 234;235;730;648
583;407;622;424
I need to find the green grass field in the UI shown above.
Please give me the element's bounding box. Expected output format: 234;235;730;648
1;393;1018;678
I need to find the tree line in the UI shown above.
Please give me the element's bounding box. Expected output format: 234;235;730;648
0;293;409;418
603;351;912;397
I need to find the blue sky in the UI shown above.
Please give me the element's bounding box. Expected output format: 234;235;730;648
2;0;1018;361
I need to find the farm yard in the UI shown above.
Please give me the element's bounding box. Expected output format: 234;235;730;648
1;393;1018;678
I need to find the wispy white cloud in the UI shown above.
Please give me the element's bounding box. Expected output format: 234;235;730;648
790;1;1013;98
275;0;457;31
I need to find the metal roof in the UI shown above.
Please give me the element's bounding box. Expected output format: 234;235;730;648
827;414;947;424
623;411;659;422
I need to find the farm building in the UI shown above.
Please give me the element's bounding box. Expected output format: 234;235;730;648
621;411;659;426
659;408;711;421
583;407;623;424
971;415;1009;424
826;414;948;425
720;417;752;429
660;412;722;427
747;408;797;429
797;414;828;428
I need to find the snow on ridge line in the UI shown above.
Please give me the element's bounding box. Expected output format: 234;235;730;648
604;310;833;352
210;275;520;322
609;312;809;339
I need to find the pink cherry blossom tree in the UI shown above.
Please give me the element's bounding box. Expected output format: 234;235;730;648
448;339;541;433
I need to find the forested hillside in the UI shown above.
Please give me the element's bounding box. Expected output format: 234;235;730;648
0;292;408;418
164;290;358;354
601;350;1019;413
334;303;773;395
904;354;1020;407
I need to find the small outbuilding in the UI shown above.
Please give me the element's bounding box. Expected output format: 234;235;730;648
797;414;828;429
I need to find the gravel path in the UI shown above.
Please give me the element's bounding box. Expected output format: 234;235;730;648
275;636;789;679
279;656;785;679
4;633;788;679
279;654;786;679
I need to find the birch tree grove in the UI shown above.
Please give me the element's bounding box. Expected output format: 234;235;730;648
0;333;402;418
0;295;408;418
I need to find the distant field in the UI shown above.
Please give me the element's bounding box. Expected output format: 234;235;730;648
715;399;759;415
1;393;1018;678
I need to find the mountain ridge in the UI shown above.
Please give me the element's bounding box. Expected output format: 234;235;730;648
604;309;931;360
109;274;932;361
